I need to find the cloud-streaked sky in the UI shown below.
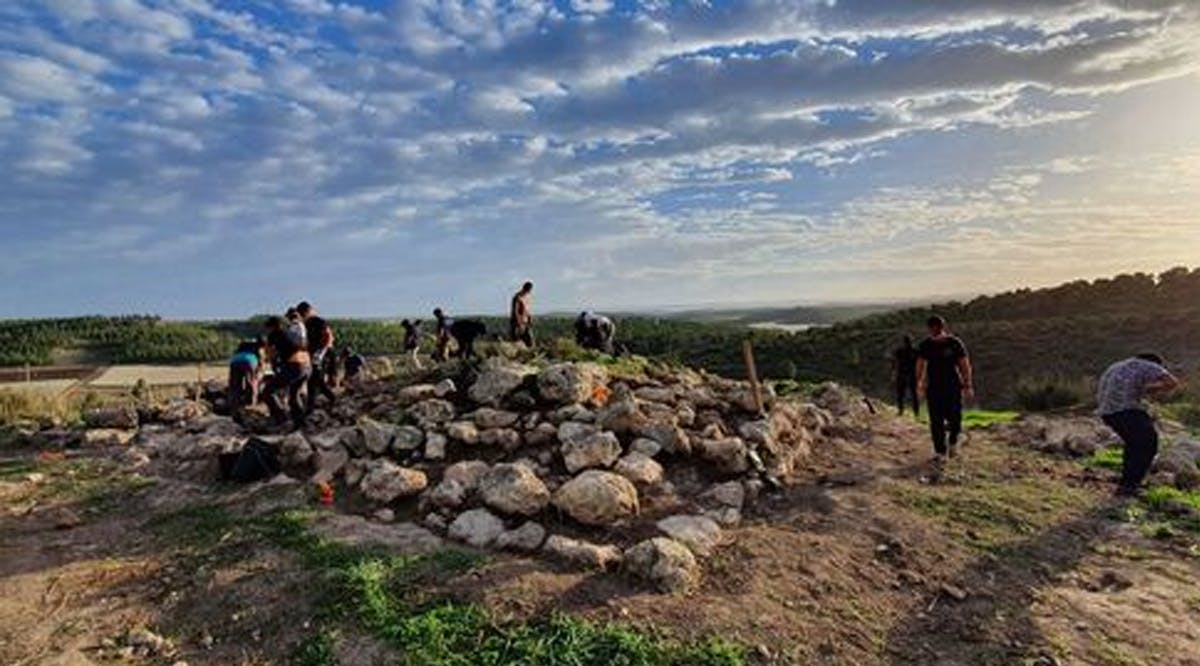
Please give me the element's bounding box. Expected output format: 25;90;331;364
2;0;1199;318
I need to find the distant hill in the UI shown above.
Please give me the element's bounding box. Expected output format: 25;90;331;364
653;303;902;327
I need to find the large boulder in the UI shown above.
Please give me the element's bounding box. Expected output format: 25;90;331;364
558;423;622;473
656;514;724;556
359;460;428;504
543;535;622;570
537;363;609;405
83;405;139;430
697;437;749;474
624;537;700;593
447;508;506;548
469;359;536;406
553;470;639;526
614;453;664;487
478;463;551;516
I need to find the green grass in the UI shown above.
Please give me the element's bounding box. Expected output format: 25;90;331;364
913;409;1020;430
152;506;746;666
2;457;155;510
1085;446;1124;471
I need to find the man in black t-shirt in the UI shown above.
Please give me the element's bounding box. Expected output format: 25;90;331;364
297;301;336;414
893;335;919;416
916;316;974;461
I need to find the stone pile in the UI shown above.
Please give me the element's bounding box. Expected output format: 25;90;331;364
73;357;846;594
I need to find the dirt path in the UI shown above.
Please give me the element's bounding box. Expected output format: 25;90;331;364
2;414;1198;665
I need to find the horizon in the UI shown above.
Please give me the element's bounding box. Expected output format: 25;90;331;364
2;2;1200;318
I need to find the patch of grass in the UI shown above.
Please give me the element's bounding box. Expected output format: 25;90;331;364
1085;446;1124;471
3;457;154;510
153;507;744;665
0;389;82;427
913;409;1020;430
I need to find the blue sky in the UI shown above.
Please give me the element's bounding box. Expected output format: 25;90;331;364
1;0;1199;318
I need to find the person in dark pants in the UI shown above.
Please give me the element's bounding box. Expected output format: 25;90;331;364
1097;353;1181;497
298;301;336;414
893;335;919;416
228;338;266;416
916;316;974;462
264;316;312;431
402;319;423;369
510;281;534;347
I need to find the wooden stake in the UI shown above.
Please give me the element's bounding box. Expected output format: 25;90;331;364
742;339;765;415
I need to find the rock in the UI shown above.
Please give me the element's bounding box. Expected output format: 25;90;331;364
397;384;439;405
624;537;700;593
701;481;746;510
478;428;522;451
524;422;559;447
278;432;315;476
409;399;457;427
704;507;742;527
495;521;547;552
357;417;397;455
614;453;664;487
434;378;457;398
697;437;749;474
812;382;861;418
551;404;594;423
157;399;208;424
359;460;428;504
940;583;969;602
447;508;506;548
595;392;645;434
630;437;663;458
656;514;723;556
559;423;622;473
543;535;622;570
553;470;639;526
634;387;676;404
393;425;425;452
373;508;395;523
83;405;139;430
1155;439;1200;484
343;459;369;487
676;405;696;428
443;460;491;491
55;508;83;530
424;479;468;510
537;363;609;405
446;421;480;445
424;433;448;461
635;418;691;456
82;428;137;447
469;359;536;406
24;472;46;484
473;408;520;429
478;463;551;516
423;513;448;532
125;627;171;656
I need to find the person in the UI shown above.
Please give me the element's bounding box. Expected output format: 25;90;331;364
433;308;454;362
574;311;617;354
510;281;534;347
893;335;920;416
341;347;367;385
297;302;336;413
402;319;423;369
916;316;974;462
1096;353;1181;497
263;315;312;431
228;338;265;415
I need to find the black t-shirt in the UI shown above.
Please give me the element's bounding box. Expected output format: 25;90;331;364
894;346;918;378
305;316;329;351
918;335;968;393
345;353;366;376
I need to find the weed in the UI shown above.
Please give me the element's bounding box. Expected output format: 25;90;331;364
1085;446;1124;471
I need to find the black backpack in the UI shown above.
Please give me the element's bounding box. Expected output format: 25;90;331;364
219;437;281;483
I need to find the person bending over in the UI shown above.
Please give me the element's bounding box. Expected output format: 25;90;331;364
1097;353;1181;498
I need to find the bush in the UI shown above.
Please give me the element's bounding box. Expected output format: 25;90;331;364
1014;376;1093;412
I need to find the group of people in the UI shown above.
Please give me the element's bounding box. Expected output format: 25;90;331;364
892;315;1183;498
227;282;621;432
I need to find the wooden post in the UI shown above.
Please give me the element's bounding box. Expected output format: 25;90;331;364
742;339;765;415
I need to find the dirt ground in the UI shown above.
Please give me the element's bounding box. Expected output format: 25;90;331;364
2;412;1199;666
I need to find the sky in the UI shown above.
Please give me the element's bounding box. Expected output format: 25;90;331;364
1;0;1199;318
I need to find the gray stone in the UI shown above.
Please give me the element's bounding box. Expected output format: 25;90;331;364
424;479;468;510
656;514;724;556
83;405;139;430
478;428;522;451
82;428;137;447
469;359;536;406
538;363;609;405
630;437;663;458
614;452;664;487
495;521;547;552
446;421;480;445
397;384;439;405
410;399;457;426
473;408;521;429
443;460;491;491
447;508;506;548
357;417;397;455
312;442;350;482
524;422;559;447
697;437;749;474
434;378;457;398
559;424;622;473
479;463;551;516
392;425;425;452
543;535;622;570
360;460;428;504
635;419;691;456
424;433;448;461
